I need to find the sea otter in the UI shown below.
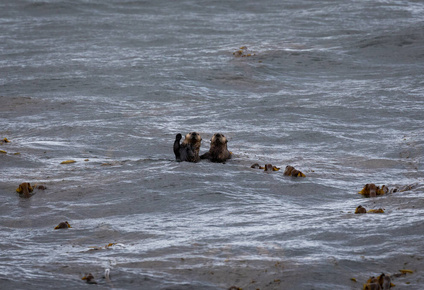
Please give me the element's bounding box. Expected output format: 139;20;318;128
173;132;202;162
200;133;232;163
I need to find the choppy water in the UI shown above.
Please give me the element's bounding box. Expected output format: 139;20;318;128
1;0;424;289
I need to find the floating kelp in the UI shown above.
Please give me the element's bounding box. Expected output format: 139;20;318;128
355;205;367;214
283;165;306;177
82;273;97;284
399;269;414;274
368;208;385;214
233;46;256;57
363;273;394;290
16;182;46;198
54;221;71;229
358;184;388;197
392;184;415;193
0;150;7;154
264;164;280;171
359;183;415;197
88;243;117;251
355;206;384;214
250;163;280;171
60;160;76;164
2;137;10;143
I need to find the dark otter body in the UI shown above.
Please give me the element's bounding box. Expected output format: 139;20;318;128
173;132;202;162
200;133;231;163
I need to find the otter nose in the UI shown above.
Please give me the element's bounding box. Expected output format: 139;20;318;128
215;133;221;137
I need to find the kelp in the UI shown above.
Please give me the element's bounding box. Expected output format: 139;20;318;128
60;160;76;164
54;221;71;229
283;165;306;177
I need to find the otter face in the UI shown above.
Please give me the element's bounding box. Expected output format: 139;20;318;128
211;133;227;145
184;132;202;144
174;132;202;162
182;132;202;150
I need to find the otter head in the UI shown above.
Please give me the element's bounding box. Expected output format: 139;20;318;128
211;133;227;145
183;132;202;149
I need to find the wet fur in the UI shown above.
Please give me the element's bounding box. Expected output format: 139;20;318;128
173;132;202;162
200;133;231;163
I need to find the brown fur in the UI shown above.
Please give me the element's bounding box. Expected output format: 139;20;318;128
200;133;231;163
173;132;202;162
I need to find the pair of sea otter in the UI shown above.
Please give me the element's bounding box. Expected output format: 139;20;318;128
173;132;231;163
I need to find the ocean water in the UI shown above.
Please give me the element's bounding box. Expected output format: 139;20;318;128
1;0;423;289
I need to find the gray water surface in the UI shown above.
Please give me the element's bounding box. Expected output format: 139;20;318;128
1;0;423;289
